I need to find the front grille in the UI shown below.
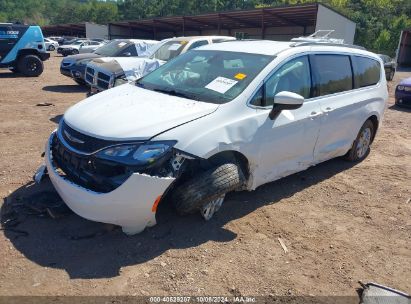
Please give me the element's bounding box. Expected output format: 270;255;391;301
52;134;129;193
98;72;110;82
96;72;111;90
60;120;125;154
85;67;95;85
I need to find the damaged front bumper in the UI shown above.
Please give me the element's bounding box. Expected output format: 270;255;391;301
44;132;175;235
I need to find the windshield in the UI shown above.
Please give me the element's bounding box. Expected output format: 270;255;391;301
94;40;130;56
137;50;273;104
149;40;188;61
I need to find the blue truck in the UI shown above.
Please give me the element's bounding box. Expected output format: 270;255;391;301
0;23;50;76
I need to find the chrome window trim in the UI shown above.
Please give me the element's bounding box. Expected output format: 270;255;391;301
246;50;383;110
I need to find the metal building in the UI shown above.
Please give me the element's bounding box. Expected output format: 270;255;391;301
108;3;356;44
42;22;108;39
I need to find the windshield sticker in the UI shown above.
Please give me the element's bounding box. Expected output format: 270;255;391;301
234;73;247;80
118;42;127;47
168;43;182;51
205;77;238;94
180;41;188;45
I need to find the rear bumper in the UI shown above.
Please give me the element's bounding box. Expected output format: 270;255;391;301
45;132;175;235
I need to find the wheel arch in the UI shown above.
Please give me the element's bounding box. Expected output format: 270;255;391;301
206;150;250;180
367;114;379;143
17;48;42;60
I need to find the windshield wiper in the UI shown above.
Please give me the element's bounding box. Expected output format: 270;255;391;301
152;88;200;101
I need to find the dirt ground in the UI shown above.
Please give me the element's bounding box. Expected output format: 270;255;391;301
0;54;410;298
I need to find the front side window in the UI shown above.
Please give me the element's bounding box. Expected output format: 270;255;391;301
149;40;188;61
187;40;208;51
120;45;137;56
137;50;273;104
352;56;381;88
262;56;311;106
94;41;132;57
313;54;353;96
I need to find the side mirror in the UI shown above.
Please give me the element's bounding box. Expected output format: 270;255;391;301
269;91;304;120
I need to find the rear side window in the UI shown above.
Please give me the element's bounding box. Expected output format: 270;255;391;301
352;56;381;88
313;54;353;96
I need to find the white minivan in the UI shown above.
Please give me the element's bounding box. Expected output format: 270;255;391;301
41;39;388;234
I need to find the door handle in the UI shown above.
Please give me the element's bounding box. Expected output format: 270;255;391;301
324;107;333;112
309;111;322;118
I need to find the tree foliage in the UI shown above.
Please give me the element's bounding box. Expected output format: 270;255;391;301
0;0;409;55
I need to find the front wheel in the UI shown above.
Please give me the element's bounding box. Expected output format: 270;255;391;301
172;162;245;218
48;45;55;51
17;55;44;77
345;120;374;161
72;49;79;55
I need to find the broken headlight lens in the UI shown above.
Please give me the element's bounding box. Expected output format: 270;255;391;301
96;141;176;165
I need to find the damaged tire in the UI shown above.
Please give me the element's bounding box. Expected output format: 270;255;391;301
172;162;245;216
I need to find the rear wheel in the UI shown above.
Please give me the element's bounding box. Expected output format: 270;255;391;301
17;55;43;77
172;162;245;219
345;120;374;161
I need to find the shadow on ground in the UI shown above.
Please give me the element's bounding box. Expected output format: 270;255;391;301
49;114;63;124
43;85;88;93
388;104;411;113
1;158;356;279
0;71;27;78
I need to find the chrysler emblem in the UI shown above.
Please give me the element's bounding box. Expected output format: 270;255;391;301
64;130;84;144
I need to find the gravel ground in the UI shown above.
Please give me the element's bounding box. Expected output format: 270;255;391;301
0;54;410;297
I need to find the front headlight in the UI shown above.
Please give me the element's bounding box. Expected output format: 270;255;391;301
397;85;404;90
96;141;176;165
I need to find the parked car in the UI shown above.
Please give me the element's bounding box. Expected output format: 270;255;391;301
0;22;50;76
44;38;59;51
378;54;397;81
78;41;106;54
60;39;158;85
395;77;411;107
59;36;78;45
41;39;387;235
47;36;62;44
57;39;102;56
86;36;235;93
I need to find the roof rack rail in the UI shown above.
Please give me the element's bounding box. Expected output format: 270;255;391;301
291;30;344;44
291;41;366;50
289;30;365;50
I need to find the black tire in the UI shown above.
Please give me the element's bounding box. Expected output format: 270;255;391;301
72;49;79;55
172;163;245;215
17;55;43;77
345;120;374;161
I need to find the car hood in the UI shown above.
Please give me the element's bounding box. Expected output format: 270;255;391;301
63;83;219;141
399;77;411;86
